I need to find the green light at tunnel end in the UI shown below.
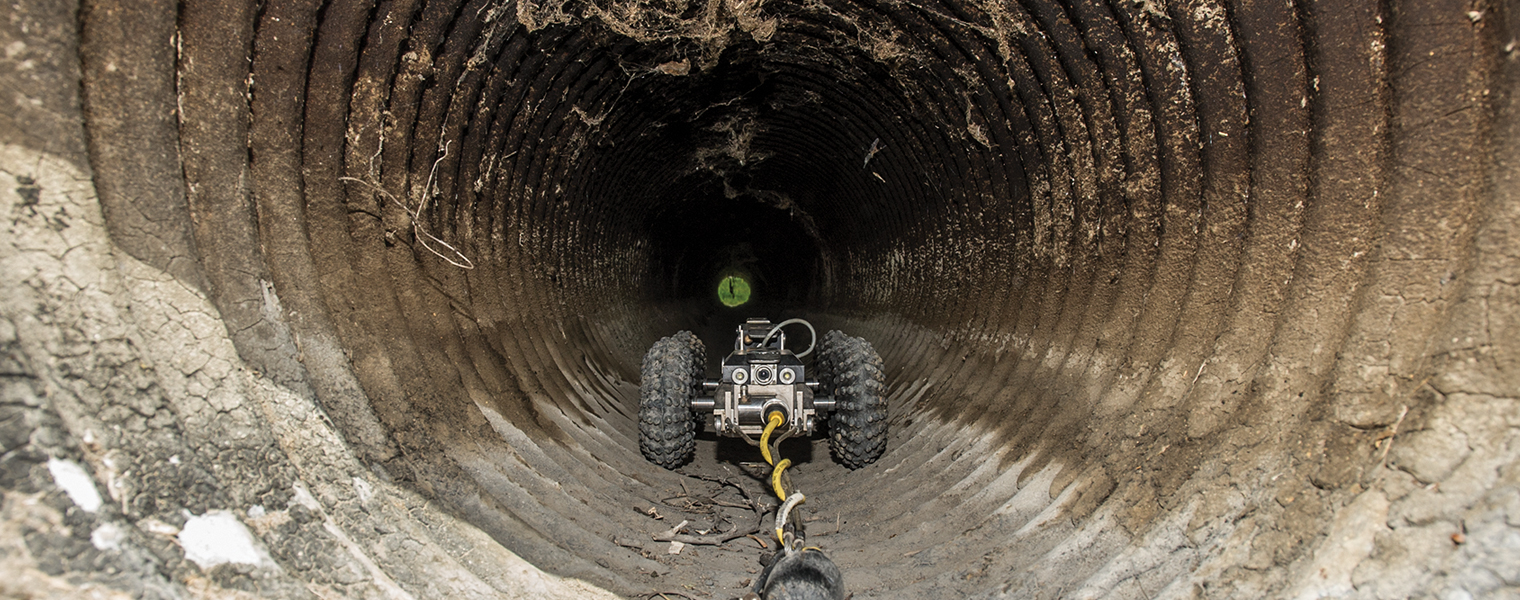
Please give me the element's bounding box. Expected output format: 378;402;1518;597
718;275;752;307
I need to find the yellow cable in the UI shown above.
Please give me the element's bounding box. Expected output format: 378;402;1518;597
761;412;793;501
771;458;791;500
762;412;815;547
760;411;783;466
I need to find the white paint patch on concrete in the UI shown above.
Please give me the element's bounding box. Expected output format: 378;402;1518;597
136;517;180;537
47;458;103;512
290;480;321;511
177;510;277;570
353;476;374;504
91;522;125;551
1291;490;1390;600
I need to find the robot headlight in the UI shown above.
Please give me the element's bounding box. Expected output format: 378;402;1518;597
731;367;749;385
779;367;797;385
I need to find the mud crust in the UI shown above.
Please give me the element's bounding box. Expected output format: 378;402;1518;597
818;331;887;469
639;331;706;469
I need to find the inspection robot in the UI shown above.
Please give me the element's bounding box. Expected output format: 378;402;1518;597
637;318;887;470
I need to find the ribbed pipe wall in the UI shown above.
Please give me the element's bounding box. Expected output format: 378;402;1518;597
1;0;1517;598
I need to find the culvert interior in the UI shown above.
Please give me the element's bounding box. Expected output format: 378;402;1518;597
2;0;1519;598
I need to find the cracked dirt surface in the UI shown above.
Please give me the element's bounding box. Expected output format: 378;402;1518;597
2;143;620;598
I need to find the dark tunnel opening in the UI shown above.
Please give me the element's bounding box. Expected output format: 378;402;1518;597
1;0;1518;598
645;192;823;308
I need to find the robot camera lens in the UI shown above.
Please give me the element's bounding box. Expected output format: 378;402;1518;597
755;367;773;384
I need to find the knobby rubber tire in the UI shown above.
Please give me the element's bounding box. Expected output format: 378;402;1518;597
818;330;887;469
639;331;705;469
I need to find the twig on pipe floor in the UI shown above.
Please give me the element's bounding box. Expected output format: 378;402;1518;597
653;515;764;546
